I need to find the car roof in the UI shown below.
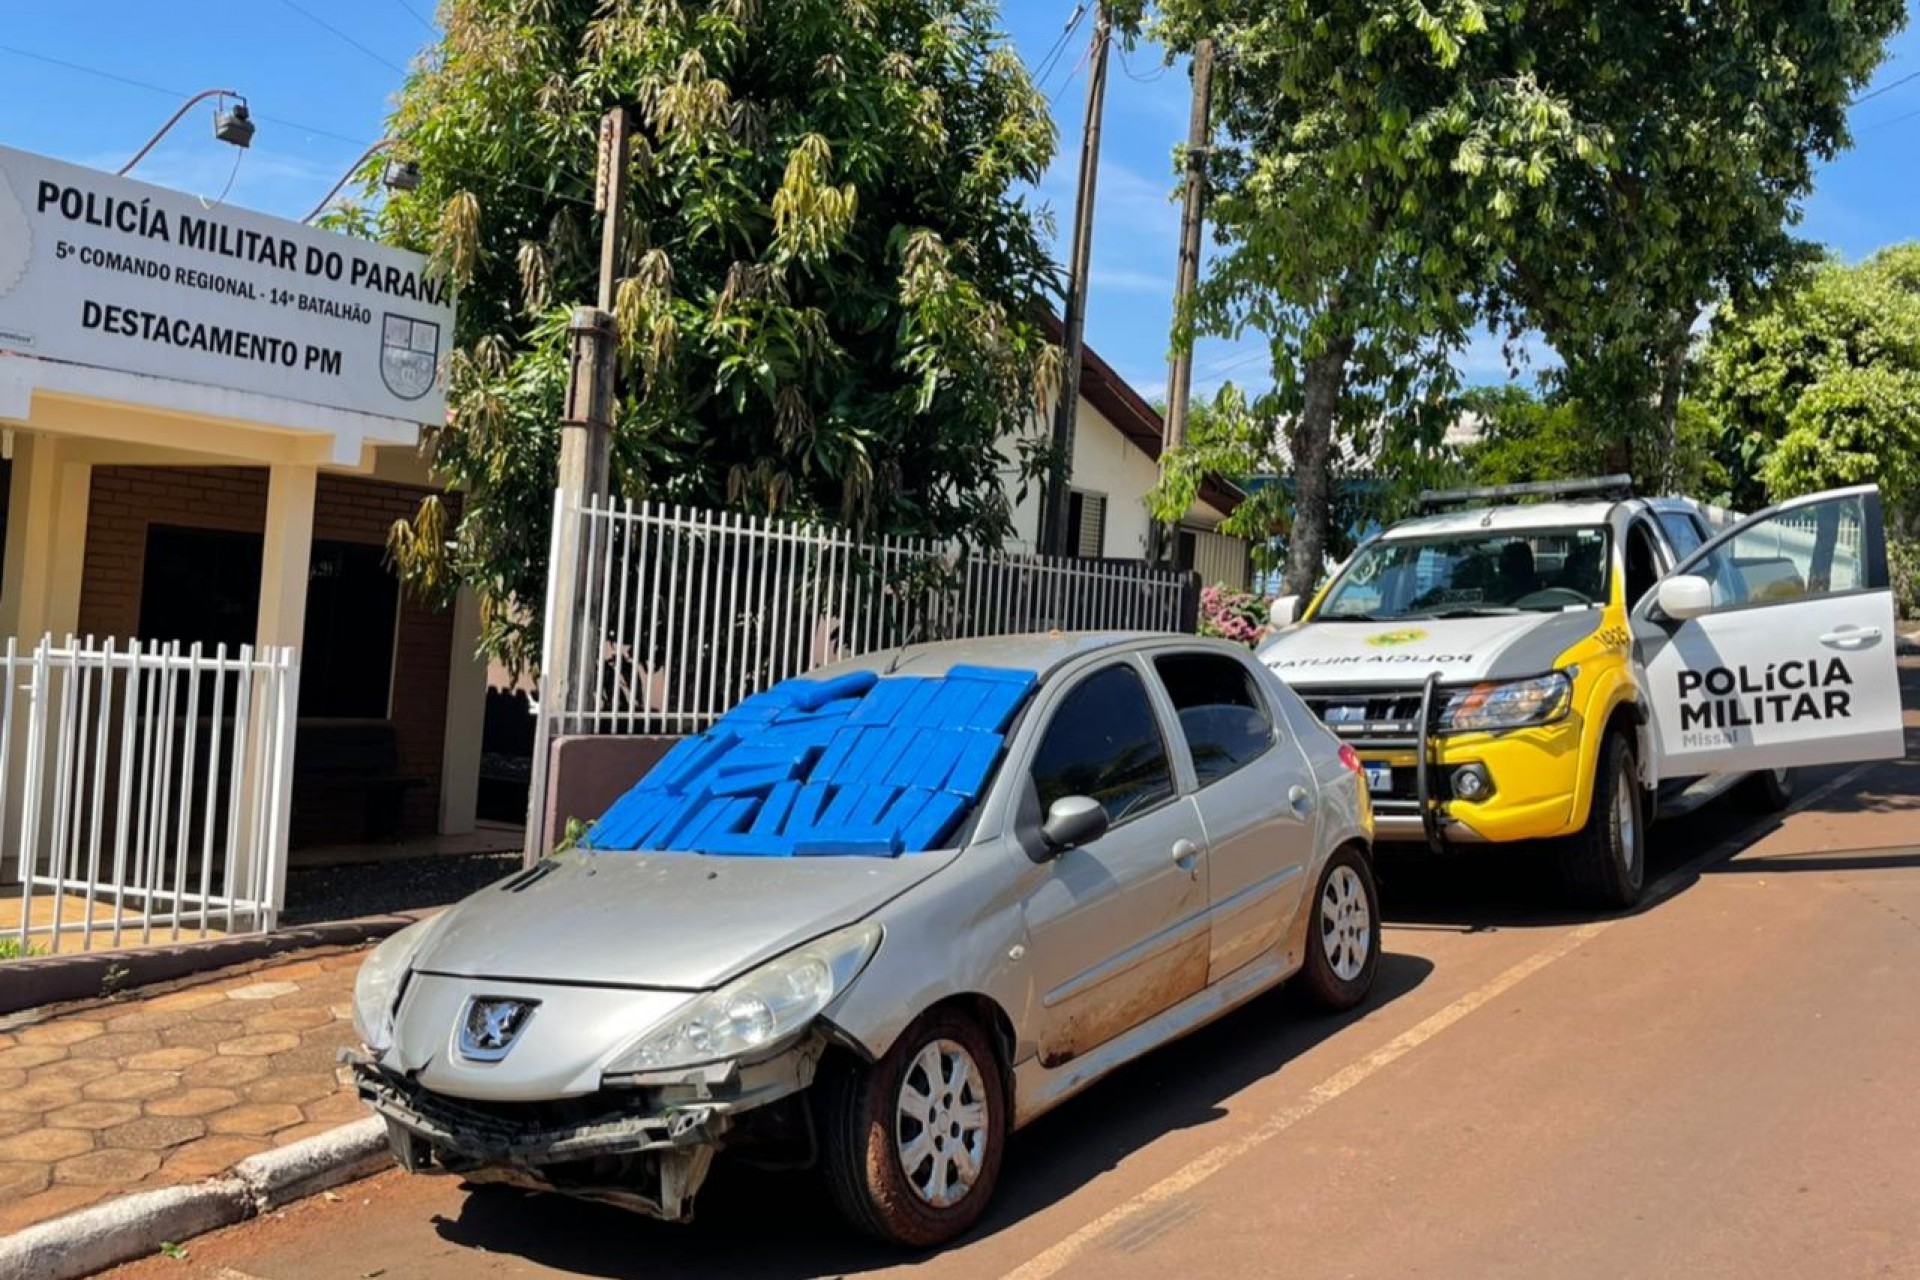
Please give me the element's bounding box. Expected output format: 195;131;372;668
813;631;1213;682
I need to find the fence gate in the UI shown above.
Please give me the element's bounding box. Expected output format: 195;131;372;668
2;637;300;955
547;493;1199;736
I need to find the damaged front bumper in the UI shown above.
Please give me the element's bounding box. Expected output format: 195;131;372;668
345;1040;821;1222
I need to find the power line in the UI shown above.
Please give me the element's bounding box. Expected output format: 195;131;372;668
1120;46;1168;84
394;0;437;34
1852;67;1920;106
272;0;409;75
1857;103;1920;135
1030;3;1086;89
0;41;377;149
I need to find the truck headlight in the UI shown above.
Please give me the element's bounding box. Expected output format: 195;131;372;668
352;917;441;1052
605;923;882;1075
1437;672;1573;734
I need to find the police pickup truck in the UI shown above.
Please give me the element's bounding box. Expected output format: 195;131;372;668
1256;476;1907;907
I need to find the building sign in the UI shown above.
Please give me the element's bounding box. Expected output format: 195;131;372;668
0;144;455;425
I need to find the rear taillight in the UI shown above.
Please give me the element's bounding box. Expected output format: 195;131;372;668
1338;744;1363;775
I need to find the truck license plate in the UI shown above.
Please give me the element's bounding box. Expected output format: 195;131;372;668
1363;764;1393;794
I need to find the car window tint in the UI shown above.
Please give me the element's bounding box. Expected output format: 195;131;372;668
1152;653;1274;786
1657;511;1706;559
1030;665;1174;824
1688;493;1869;608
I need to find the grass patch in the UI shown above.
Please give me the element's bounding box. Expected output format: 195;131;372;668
0;937;46;961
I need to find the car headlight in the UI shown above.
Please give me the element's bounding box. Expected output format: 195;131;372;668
353;917;441;1052
1437;671;1574;734
604;923;882;1076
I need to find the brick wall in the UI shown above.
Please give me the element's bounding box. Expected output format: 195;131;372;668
78;466;455;840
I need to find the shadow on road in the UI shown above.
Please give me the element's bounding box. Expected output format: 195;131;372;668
425;952;1436;1278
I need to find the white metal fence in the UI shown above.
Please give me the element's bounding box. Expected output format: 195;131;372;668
4;637;300;954
546;494;1196;737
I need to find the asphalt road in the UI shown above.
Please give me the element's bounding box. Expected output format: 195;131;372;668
103;660;1920;1280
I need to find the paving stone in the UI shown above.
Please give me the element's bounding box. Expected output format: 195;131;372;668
0;1111;40;1139
0;1030;15;1049
16;1019;107;1047
242;1005;336;1034
25;1057;119;1087
0;1159;51;1200
270;1120;341;1147
102;1006;184;1033
145;989;231;1013
268;1037;357;1076
160;1134;262;1180
329;1002;355;1020
53;1146;162;1184
245;1073;338;1106
66;1029;163;1060
0;1183;111;1235
261;959;328;983
0;1079;83;1114
301;1090;370;1127
145;1087;241;1118
126;1046;215;1071
161;1019;247;1048
218;1032;303;1058
227;981;301;1001
180;1054;273;1088
0;1044;67;1071
0;1067;25;1091
102;1114;207;1151
0;1126;94;1162
207;1102;305;1136
43;1100;142;1130
81;1071;178;1103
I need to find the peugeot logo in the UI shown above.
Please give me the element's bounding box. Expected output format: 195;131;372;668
457;996;538;1063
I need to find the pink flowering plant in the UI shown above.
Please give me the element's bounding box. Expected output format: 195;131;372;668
1197;583;1271;647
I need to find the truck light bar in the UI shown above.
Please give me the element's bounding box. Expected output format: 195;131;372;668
1418;474;1634;512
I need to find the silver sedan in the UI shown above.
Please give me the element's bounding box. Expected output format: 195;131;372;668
348;632;1378;1247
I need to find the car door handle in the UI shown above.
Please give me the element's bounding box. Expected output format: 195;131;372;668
1819;626;1882;649
1289;785;1315;818
1170;839;1200;876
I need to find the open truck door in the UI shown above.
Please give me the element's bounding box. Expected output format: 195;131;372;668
1633;485;1906;780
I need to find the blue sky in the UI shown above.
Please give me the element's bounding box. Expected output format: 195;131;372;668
4;2;1916;405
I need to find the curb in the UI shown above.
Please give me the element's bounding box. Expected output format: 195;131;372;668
0;1117;388;1280
1;913;428;1016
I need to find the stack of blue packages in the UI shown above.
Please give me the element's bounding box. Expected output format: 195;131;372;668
583;665;1037;858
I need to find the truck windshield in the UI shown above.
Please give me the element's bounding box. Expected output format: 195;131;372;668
1315;526;1612;620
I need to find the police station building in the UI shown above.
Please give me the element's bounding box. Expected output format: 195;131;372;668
0;143;485;858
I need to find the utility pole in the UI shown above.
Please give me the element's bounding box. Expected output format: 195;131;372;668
1038;4;1113;559
530;106;629;857
1156;37;1216;566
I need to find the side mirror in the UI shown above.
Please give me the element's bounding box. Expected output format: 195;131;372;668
1041;795;1110;851
1656;574;1713;622
1269;595;1302;628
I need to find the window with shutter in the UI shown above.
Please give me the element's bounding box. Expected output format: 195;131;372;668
1067;489;1107;558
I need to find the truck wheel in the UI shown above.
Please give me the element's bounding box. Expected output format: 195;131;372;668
1560;733;1645;910
819;1008;1006;1248
1297;844;1382;1012
1736;767;1795;814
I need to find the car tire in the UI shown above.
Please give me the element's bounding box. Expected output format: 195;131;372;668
1737;767;1795;813
1297;844;1381;1013
1561;732;1645;910
819;1007;1007;1248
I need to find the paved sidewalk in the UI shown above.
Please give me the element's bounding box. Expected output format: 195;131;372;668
0;947;371;1236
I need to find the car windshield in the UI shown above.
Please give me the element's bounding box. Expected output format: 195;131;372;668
1315;526;1612;620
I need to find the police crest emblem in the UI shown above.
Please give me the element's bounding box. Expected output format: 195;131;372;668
380;313;440;401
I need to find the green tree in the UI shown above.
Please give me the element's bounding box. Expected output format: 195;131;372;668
1145;0;1586;598
1696;245;1920;521
1459;384;1725;498
1476;1;1901;483
366;0;1060;669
